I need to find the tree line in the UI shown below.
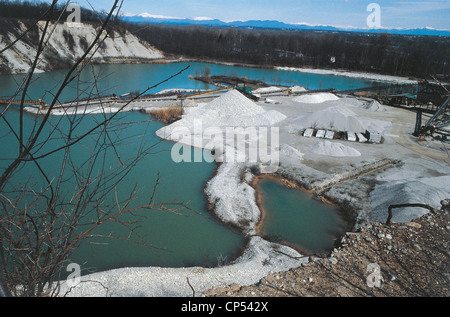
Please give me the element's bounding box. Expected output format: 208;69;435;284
1;0;449;80
125;23;450;80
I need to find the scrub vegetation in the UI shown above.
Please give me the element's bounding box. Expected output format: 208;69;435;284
148;106;184;124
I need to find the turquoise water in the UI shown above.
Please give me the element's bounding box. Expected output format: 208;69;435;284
258;177;346;254
0;108;246;275
0;62;379;274
0;61;385;103
68;112;246;272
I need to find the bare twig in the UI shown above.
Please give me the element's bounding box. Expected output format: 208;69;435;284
0;0;198;297
186;277;196;297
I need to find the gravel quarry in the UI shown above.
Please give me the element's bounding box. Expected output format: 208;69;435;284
54;89;450;297
2;1;448;299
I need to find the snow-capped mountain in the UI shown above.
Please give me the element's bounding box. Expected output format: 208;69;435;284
120;14;450;37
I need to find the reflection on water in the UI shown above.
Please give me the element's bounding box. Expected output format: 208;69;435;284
257;177;346;254
0;108;246;275
0;61;386;103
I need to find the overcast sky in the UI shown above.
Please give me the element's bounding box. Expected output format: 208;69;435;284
70;0;450;30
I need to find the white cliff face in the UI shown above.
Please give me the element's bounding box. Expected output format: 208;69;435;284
0;20;164;74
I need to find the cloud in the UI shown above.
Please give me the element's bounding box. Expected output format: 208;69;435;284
191;16;214;21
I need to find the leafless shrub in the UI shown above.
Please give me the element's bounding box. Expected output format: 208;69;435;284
0;0;190;297
149;106;184;124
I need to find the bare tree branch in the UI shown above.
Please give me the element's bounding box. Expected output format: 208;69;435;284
0;0;195;297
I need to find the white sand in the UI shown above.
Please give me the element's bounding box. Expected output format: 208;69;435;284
57;236;307;297
291;85;308;93
253;86;284;94
369;176;450;222
287;104;391;134
279;144;305;160
310;141;361;157
276;66;418;84
362;100;388;112
205;163;261;234
156;90;287;150
293;92;339;104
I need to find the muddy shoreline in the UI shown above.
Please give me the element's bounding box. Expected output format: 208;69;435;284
249;172;350;257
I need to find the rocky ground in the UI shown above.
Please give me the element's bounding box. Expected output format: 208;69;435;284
204;203;450;297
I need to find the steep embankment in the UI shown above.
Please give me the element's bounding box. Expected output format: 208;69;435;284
0;18;164;74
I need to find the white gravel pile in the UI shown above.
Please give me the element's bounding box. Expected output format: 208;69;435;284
310;141;361;157
293;92;340;104
287;104;391;134
156;89;286;154
279;144;305;160
291;85;308;93
205;163;261;234
369;176;450;223
200;89;267;117
362;100;388;112
252;86;284;94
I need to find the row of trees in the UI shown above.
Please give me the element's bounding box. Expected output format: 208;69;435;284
2;1;448;79
125;23;450;79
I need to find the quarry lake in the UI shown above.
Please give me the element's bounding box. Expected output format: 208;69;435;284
256;177;346;255
0;61;387;102
0;61;387;274
0;108;246;274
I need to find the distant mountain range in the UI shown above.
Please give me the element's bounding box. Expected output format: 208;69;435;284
119;14;450;37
